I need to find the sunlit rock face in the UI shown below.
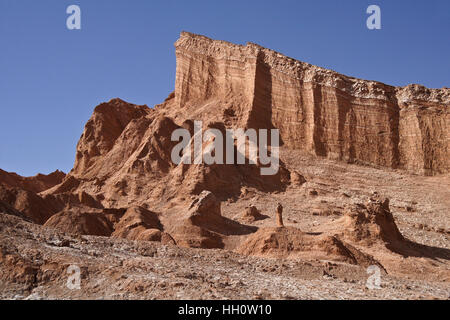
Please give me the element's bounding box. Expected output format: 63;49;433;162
174;32;449;175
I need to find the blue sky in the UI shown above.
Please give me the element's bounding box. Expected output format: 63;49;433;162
1;0;449;176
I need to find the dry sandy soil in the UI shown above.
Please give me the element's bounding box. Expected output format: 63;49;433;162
1;151;449;300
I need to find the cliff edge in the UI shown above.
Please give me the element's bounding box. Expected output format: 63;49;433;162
172;31;449;175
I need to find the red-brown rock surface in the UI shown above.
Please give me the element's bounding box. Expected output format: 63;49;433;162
172;32;449;175
0;169;65;193
236;226;380;268
0;32;449;300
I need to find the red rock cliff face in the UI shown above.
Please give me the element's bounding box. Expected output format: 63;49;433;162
0;169;65;193
174;32;449;175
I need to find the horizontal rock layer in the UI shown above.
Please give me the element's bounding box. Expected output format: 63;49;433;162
174;32;449;175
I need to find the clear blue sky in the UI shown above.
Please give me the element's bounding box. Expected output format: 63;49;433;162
1;0;449;176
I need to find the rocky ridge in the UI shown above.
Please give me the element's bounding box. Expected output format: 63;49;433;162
0;32;448;299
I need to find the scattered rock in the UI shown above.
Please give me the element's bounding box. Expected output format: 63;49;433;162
241;205;266;222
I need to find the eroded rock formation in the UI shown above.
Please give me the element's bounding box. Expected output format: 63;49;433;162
1;32;449;293
173;32;449;175
0;169;65;193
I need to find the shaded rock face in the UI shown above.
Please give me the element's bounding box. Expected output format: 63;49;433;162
187;191;221;222
235;226;379;268
44;210;115;237
111;207;162;239
72;98;151;177
290;171;306;187
42;206;176;245
240;205;266;223
171;191;256;249
0;185;58;224
110;206;176;245
172;191;226;249
0;199;31;222
0;169;65;193
338;196;404;246
46;96;291;206
171;224;224;249
174;32;449;175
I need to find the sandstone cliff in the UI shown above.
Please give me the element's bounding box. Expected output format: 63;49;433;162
35;31;448;212
173;32;449;175
1;33;449;292
0;169;65;193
